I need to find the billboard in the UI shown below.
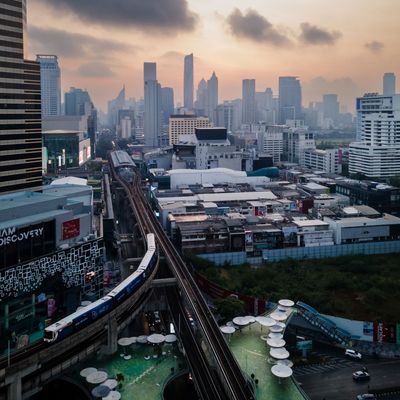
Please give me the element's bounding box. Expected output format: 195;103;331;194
373;322;396;343
62;219;80;240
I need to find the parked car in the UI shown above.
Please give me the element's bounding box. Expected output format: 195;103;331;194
345;349;362;359
356;394;375;400
353;371;370;381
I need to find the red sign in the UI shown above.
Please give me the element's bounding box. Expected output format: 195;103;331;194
373;322;396;343
62;219;80;240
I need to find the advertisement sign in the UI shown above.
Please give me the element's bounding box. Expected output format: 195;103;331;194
373;322;396;343
296;340;313;350
62;219;80;240
363;321;374;337
0;226;44;247
47;298;56;317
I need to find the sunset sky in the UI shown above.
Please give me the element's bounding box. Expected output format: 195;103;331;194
28;0;400;111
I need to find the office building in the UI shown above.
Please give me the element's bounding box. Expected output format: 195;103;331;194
0;0;42;194
169;115;211;145
216;102;235;133
242;79;256;124
65;87;92;116
144;62;161;148
279;77;302;124
256;88;274;123
107;86;126;127
161;87;174;124
323;94;339;126
349;93;400;178
195;78;207;115
302;148;342;174
36;55;61;117
253;124;284;164
206;72;218;123
383;72;396;96
184;53;193;110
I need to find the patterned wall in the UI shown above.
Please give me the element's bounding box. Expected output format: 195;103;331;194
0;239;104;300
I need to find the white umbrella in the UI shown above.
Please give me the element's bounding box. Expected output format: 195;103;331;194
123;355;132;360
103;379;118;390
268;332;283;340
92;385;111;398
269;325;284;333
255;316;276;327
165;334;177;343
129;337;137;344
270;348;290;360
271;364;293;378
270;312;288;321
220;326;236;334
147;334;165;344
80;367;97;378
244;316;256;324
117;337;132;346
102;391;121;400
275;322;286;329
87;371;108;384
278;299;295;308
232;317;250;326
277;359;294;368
277;305;288;312
81;300;92;307
137;335;148;344
267;338;286;348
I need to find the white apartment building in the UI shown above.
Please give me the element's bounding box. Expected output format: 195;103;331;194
283;125;315;164
349;93;400;178
302;148;342;174
169;115;212;145
253;124;284;163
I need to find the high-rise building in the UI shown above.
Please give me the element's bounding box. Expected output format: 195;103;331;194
65;87;92;116
242;79;256;124
206;72;218;123
323;94;339;126
255;88;274;123
0;0;42;194
349;93;400;178
169;115;212;145
107;86;126;127
184;53;194;110
195;78;207;115
36;55;61;117
144;62;161;148
279;77;302;124
383;72;396;96
161;87;174;124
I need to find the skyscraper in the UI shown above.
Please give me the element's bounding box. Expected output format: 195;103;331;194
195;78;207;115
383;72;396;96
144;62;161;148
36;55;61;117
161;87;174;124
0;0;42;194
108;86;126;127
242;79;256;124
279;77;302;124
65;87;92;116
184;53;194;110
323;94;339;125
206;72;218;123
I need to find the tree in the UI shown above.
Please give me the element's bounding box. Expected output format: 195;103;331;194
215;297;245;321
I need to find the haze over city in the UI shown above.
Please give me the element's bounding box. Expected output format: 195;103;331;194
28;0;400;110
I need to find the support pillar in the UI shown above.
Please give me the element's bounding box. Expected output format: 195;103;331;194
8;373;22;400
106;315;118;355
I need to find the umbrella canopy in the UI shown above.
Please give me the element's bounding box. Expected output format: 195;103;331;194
270;348;290;360
117;337;132;346
102;391;121;400
275;322;286;329
277;305;288;312
80;367;97;378
129;337;137;344
92;385;110;398
255;316;276;327
269;325;284;333
270;312;288;321
220;326;236;334
147;334;165;344
277;359;294;368
81;300;92;307
232;317;250;326
87;371;108;384
268;332;283;340
103;379;118;390
271;364;293;378
244;316;256;324
267;338;286;348
137;335;148;344
278;299;295;308
165;334;177;343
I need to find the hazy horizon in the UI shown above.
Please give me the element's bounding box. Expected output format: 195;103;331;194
28;0;400;111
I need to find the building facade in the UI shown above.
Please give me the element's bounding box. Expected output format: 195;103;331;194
0;0;42;194
206;72;218;123
279;76;302;124
169;115;211;145
144;62;161;148
303;148;342;174
242;79;256;124
184;53;193;110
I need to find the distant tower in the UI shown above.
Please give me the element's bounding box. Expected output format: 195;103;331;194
144;62;161;148
279;76;302;124
184;53;194;109
195;78;207;115
383;72;396;96
36;55;61;116
161;87;174;124
206;72;218;123
242;79;256;124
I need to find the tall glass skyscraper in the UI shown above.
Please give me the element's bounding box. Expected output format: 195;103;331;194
242;79;256;124
184;53;193;110
36;55;61;116
279;76;302;124
0;0;42;194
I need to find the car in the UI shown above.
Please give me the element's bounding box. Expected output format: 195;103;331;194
345;349;362;359
353;371;370;381
356;394;375;400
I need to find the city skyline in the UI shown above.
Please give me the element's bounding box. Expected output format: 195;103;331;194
28;0;400;110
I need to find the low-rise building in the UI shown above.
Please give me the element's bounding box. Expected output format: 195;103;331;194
302;148;342;174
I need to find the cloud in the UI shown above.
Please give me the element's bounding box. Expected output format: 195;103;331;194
34;0;198;33
365;41;384;53
28;26;132;58
299;23;342;45
78;62;114;78
227;8;291;46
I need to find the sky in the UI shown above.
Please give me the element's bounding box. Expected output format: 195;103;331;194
27;0;400;112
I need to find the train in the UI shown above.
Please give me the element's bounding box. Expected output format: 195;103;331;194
44;234;157;343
